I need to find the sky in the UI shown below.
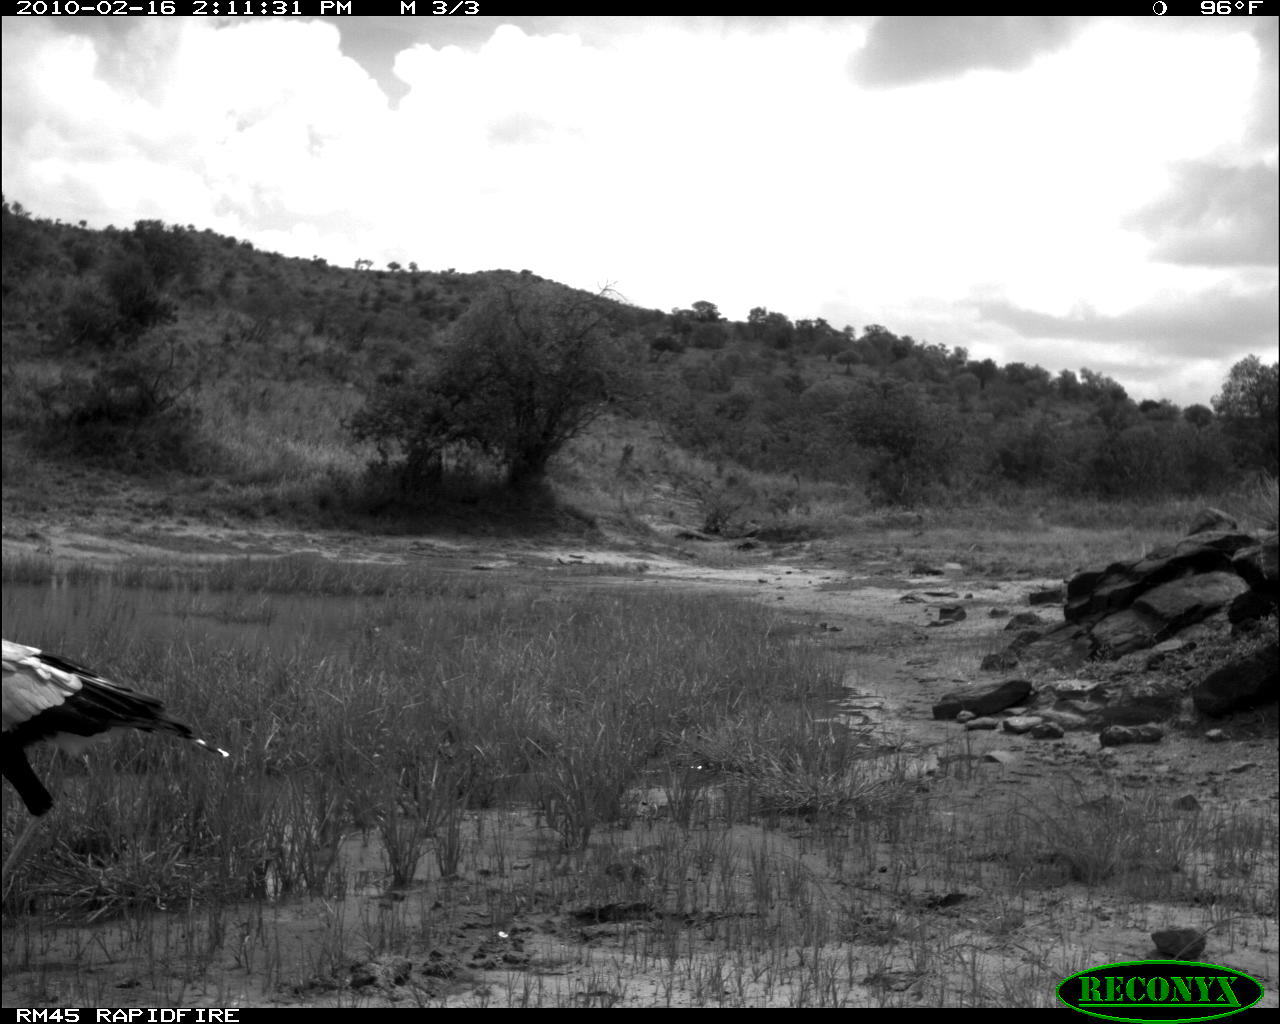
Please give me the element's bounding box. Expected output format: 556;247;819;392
2;15;1276;408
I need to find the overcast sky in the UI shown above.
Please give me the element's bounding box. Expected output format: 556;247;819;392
3;15;1276;407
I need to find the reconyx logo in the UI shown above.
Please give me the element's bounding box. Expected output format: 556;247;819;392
1057;960;1264;1022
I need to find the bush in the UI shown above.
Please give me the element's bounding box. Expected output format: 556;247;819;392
34;330;220;473
846;380;970;506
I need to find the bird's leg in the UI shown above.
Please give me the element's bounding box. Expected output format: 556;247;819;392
2;813;45;889
1;752;69;890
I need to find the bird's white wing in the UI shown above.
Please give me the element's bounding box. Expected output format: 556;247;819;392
2;640;87;732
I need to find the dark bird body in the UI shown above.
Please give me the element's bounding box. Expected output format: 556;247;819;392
2;638;227;819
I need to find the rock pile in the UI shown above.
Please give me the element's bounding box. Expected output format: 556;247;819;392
957;510;1277;730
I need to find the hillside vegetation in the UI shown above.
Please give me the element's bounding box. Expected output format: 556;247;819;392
3;197;1276;537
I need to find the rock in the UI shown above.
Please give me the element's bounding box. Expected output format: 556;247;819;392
899;593;925;603
1095;703;1174;728
1100;679;1183;721
1169;530;1260;559
1028;586;1065;606
1187;508;1238;535
1229;590;1274;625
1231;531;1278;604
980;650;1021;671
1089;606;1165;657
964;717;999;730
1004;621;1093;671
1052;679;1104;700
988;607;1010;618
1029;720;1065;739
1151;927;1207;960
935;606;966;623
1133;572;1249;632
933;679;1033;720
955;710;975;723
1038;710;1088;731
1204;728;1227;742
1055;699;1103;718
1172;794;1202;812
1192;640;1278;716
983;750;1016;765
1001;715;1043;734
1004;612;1044;630
1099;724;1164;746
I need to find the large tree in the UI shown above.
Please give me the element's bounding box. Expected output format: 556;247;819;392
1212;355;1279;473
351;283;637;492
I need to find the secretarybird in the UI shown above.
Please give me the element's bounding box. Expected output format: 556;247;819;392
2;638;229;883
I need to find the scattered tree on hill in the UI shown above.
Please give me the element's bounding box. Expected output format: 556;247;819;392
815;331;845;362
130;219;202;290
1139;399;1179;421
747;307;795;349
649;332;686;360
971;358;999;391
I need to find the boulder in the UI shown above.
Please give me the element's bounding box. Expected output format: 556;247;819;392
1100;724;1164;746
1187;508;1238;535
1132;572;1248;632
1089;606;1166;658
1231;531;1278;606
1192;640;1279;716
1228;590;1274;626
1151;928;1207;960
1038;710;1088;731
933;678;1032;720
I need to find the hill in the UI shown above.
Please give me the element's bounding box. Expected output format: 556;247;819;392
2;197;1275;539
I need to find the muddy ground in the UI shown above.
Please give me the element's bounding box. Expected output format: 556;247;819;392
2;517;1277;1008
